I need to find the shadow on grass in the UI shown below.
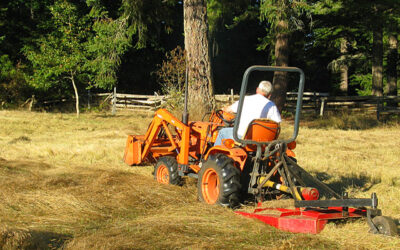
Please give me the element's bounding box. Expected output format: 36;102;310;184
0;228;71;250
301;112;381;130
93;111;152;119
0;157;52;174
393;219;400;236
28;230;71;249
312;171;382;197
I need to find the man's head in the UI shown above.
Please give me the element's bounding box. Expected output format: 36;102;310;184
256;80;273;98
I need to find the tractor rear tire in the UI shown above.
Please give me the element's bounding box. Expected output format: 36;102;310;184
372;216;398;236
154;157;182;185
198;154;241;208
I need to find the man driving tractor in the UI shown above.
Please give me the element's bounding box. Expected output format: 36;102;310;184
214;80;281;146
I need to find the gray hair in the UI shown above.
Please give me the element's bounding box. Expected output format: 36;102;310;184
258;80;273;96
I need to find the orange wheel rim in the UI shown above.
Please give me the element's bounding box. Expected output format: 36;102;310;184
201;169;219;204
156;164;169;184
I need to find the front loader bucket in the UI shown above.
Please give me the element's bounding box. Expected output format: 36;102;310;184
123;135;144;165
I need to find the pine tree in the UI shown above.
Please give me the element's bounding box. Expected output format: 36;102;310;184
184;0;215;118
260;0;311;111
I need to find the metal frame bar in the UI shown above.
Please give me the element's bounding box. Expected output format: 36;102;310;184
233;66;305;145
295;198;374;208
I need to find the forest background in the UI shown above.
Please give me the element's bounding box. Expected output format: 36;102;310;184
1;0;399;111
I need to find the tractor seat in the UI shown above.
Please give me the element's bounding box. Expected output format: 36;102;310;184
243;119;280;142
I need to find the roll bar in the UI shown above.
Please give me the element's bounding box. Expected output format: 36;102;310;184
233;66;305;145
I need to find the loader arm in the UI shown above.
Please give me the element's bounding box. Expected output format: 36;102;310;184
135;109;191;165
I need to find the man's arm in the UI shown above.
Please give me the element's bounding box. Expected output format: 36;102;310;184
223;105;235;113
224;101;238;113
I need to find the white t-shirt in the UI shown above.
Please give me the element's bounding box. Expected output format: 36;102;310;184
230;94;281;138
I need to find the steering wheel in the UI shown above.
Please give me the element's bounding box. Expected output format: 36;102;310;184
215;109;235;125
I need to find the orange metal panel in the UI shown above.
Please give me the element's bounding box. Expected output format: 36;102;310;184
123;135;143;165
205;146;248;171
177;126;190;165
189;164;201;173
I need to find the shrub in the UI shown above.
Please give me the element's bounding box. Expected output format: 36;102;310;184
0;55;32;107
154;46;186;111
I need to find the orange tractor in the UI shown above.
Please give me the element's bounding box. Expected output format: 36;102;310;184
124;66;397;235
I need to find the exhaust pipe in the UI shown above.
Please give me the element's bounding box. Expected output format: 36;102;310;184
182;65;189;125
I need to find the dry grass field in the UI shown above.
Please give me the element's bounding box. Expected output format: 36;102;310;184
0;109;399;249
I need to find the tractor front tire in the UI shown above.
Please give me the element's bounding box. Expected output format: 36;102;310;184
198;154;241;208
372;216;398;236
154;157;182;185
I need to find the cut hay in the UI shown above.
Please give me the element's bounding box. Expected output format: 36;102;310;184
0;110;399;249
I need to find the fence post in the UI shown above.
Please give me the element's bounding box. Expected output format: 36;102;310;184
313;92;318;114
320;97;326;117
376;96;382;120
87;89;91;110
112;87;116;115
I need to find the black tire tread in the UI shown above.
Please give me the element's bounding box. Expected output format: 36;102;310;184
154;156;182;185
198;154;241;208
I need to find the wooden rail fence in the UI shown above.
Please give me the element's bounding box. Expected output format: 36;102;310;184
25;87;398;120
97;89;399;120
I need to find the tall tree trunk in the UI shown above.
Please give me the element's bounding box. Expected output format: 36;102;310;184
339;38;348;94
184;0;214;119
372;24;383;97
271;20;289;112
70;72;80;117
387;33;398;96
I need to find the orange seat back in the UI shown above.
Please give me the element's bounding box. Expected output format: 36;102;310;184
243;119;280;142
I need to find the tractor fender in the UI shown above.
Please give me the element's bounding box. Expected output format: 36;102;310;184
286;149;296;158
204;146;248;171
